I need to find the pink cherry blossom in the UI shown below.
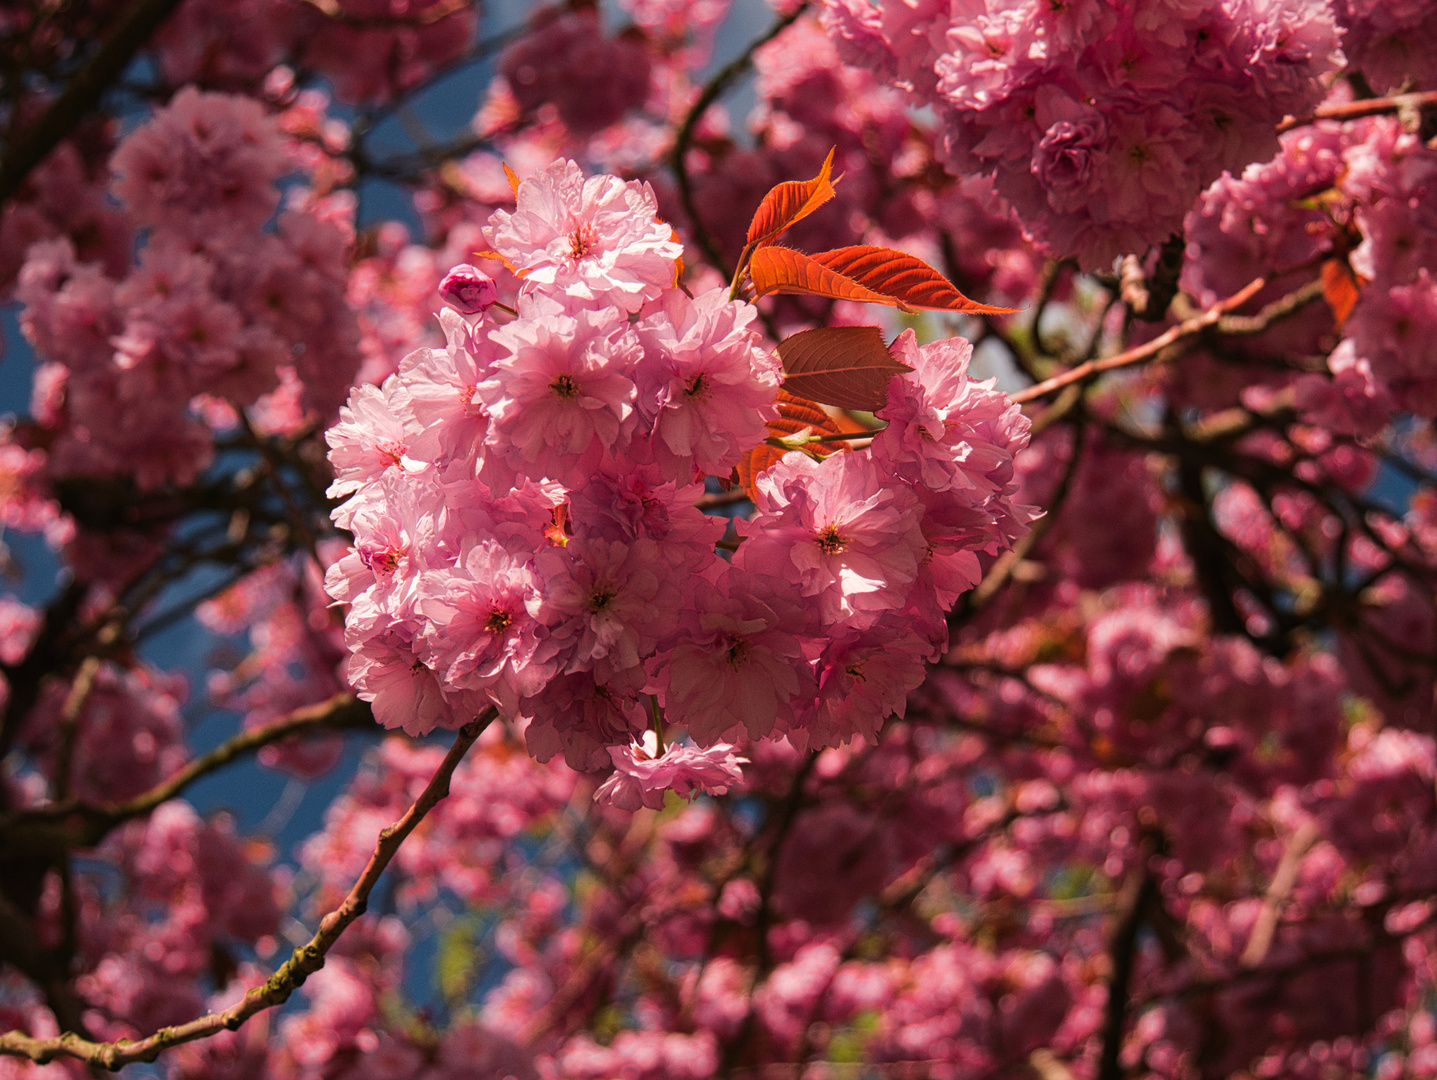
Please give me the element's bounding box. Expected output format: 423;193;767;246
534;536;682;683
593;735;747;811
325;378;424;500
346;627;490;736
655;575;814;745
737;451;926;629
478;295;640;486
483;158;683;312
417;541;553;714
632;286;781;477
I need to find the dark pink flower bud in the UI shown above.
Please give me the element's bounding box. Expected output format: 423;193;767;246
438;263;498;314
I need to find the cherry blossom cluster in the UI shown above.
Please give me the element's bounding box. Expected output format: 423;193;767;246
12;87;358;492
151;0;476;105
1180;100;1437;423
1330;0;1437;92
324;157;1034;803
821;0;1345;268
161;609;1437;1080
8;0;1437;1077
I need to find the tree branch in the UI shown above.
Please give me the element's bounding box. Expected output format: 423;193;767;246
1213;277;1324;336
52;655;102;803
1;693;376;853
0;579;89;761
0;0;185;206
1120;232;1185;322
0;888;93;1039
1240;819;1321;969
1277;89;1437;133
1097;860;1157;1080
1011;277;1267;405
960;413;1086;615
0;707;497;1071
668;4;808;280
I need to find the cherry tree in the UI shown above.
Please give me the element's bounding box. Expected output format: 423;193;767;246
2;0;1437;1077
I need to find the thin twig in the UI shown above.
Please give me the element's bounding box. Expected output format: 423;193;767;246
0;707;497;1071
0;889;92;1038
356;26;523;133
299;0;469;27
1277;89;1437;133
1;694;375;851
1120;232;1185;322
962;413;1086;614
1029;257;1075;362
1011;277;1267;405
1240;820;1322;969
668;4;809;279
52;656;102;802
0;580;89;759
1214;277;1324;335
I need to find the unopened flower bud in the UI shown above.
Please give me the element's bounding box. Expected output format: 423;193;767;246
438;263;498;314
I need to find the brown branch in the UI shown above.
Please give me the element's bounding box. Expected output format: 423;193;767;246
299;0;470;26
1097;860;1157;1080
1027;383;1084;439
518;811;661;1046
0;0;185;207
1011;277;1267;405
668;4;808;280
52;655;102;802
1213;277;1324;336
1240;820;1321;969
1277;90;1437;133
1144;941;1412;1008
720;752;819;1073
1026;257;1077;364
518;917;643;1048
0;579;88;760
1120;233;1185;322
1;693;375;852
0;707;497;1071
1183;388;1295;445
0;888;92;1039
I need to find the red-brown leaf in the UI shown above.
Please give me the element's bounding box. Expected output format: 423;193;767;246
736;391;850;501
808;245;1021;314
776;325;912;412
1321;256;1362;330
503;162;521;199
749;247;897;307
745;148;839;248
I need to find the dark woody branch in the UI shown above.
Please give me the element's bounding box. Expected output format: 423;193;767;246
0;708;497;1071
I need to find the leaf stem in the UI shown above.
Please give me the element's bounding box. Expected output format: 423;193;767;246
729;241;757;302
649;695;666;755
